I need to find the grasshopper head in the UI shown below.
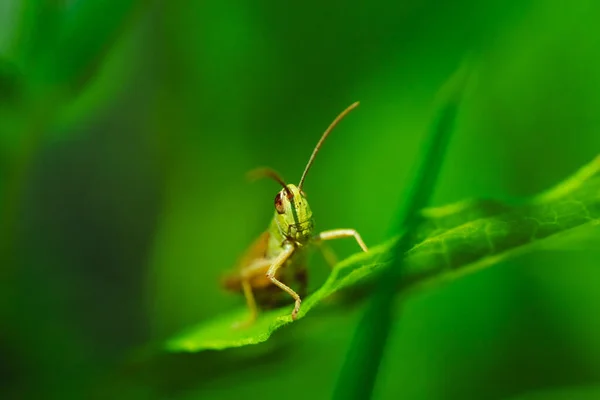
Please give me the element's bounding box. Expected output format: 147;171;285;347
274;184;314;243
250;102;360;243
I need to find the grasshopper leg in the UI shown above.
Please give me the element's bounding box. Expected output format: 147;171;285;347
314;240;339;267
266;245;302;320
315;229;368;252
240;280;258;325
234;259;272;328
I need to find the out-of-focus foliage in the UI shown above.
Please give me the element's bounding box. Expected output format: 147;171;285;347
508;386;600;400
1;0;600;399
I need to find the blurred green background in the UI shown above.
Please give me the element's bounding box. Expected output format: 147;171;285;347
1;0;600;399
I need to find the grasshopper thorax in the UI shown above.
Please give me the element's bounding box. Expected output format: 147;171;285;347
273;184;314;243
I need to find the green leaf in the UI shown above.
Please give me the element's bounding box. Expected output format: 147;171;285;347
166;155;600;353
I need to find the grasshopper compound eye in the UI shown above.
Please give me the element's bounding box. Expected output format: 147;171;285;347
274;193;285;214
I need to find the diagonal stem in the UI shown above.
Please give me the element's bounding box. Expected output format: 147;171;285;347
332;60;470;400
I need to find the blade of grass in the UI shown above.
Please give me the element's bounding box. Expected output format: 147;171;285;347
333;61;470;400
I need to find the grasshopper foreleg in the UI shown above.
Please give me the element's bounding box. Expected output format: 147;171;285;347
266;244;301;320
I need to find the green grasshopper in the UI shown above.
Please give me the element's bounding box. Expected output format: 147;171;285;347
222;102;368;325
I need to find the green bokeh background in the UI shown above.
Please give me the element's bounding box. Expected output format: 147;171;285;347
1;1;600;399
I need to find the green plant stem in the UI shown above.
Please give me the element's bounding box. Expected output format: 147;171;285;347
332;66;466;400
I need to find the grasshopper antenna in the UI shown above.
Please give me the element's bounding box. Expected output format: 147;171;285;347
298;101;360;190
248;167;292;197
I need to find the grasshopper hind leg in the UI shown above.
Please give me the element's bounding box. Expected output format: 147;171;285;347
235;279;258;328
233;258;271;329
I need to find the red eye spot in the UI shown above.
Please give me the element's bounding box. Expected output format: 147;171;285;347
274;193;285;214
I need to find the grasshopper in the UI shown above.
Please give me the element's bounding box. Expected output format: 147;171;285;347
222;102;368;325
